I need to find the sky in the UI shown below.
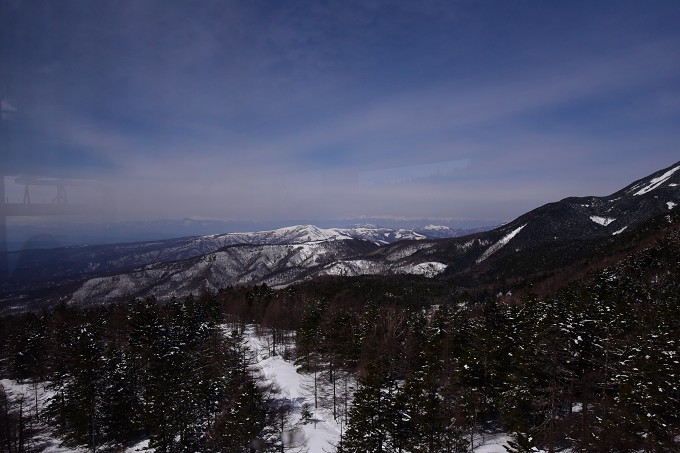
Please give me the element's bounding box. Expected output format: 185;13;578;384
1;0;679;227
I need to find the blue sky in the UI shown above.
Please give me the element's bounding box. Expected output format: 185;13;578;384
1;0;679;225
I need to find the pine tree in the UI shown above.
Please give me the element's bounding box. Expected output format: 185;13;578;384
397;318;469;453
46;323;103;450
206;380;267;452
337;362;400;453
98;346;141;446
8;313;47;382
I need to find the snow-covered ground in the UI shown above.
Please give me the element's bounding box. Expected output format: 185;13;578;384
241;326;521;453
396;261;447;277
244;325;349;452
2;378;153;453
471;433;513;452
0;379;86;453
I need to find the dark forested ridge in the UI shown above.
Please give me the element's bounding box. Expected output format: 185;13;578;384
1;212;679;451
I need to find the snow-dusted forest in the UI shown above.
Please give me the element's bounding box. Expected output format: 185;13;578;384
2;225;680;452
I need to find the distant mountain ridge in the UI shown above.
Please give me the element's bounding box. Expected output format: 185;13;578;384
3;224;472;287
1;161;678;311
5;217;492;251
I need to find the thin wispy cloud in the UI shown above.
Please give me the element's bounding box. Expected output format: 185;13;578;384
1;0;678;226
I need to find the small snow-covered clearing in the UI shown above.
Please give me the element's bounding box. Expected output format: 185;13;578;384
244;325;351;452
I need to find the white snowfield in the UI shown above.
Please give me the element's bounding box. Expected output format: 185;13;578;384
590;215;616;226
317;259;380;277
421;224;450;231
243;326;347;453
476;224;526;264
632;165;680;196
668;201;677;210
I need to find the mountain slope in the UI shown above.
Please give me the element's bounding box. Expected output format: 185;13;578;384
3;224;470;310
6;224;459;284
70;239;379;304
2;161;679;309
356;160;680;285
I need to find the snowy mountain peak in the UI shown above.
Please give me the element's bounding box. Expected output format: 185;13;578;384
214;224;431;246
422;224;450;231
252;225;354;243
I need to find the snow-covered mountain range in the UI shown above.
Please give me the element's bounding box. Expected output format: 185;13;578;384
3;224;476;306
2;161;679;310
7;224;471;282
5;217;491;251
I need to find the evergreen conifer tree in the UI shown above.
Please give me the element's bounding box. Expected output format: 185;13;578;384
337;361;399;453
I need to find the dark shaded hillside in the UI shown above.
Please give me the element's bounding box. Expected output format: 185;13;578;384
364;160;680;292
447;210;680;292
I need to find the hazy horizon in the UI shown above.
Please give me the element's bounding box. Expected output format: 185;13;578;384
3;212;504;251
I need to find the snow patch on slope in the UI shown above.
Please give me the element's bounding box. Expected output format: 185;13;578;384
590;216;616;226
396;261;447;277
613;226;628;235
668;201;677;210
633;165;680;196
384;242;435;262
317;260;380;277
317;259;446;278
476;224;526;264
